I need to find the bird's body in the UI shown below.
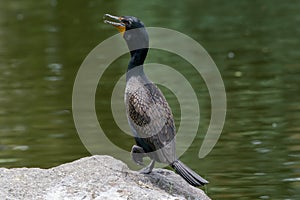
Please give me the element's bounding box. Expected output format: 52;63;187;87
125;68;176;165
104;14;209;186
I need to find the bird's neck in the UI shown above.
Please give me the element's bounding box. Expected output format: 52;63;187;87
126;48;148;81
127;48;148;71
125;28;149;78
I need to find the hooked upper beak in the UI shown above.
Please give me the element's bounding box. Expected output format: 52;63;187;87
103;14;126;35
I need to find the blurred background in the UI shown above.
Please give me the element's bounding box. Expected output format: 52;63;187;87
0;0;299;199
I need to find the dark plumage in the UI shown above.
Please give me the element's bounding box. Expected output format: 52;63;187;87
104;14;209;186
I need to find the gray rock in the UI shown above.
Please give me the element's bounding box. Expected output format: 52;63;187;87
0;155;210;200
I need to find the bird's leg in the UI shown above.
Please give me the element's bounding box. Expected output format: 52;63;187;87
131;145;146;166
131;145;155;174
139;159;155;174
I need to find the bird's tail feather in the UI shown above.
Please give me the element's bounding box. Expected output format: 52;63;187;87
171;160;209;186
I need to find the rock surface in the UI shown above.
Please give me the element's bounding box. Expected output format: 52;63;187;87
0;155;210;200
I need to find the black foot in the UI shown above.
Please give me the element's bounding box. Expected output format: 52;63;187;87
139;160;155;174
131;145;145;166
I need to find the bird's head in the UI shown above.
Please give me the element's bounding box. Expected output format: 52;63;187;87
104;14;145;35
103;14;149;50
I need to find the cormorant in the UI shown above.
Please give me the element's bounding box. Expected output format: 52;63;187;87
103;14;209;186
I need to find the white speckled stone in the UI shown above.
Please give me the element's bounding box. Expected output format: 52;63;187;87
0;155;210;200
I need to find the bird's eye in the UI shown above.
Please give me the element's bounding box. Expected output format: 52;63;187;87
122;19;132;26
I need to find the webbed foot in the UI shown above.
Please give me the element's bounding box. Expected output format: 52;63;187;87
139;159;155;174
131;145;146;166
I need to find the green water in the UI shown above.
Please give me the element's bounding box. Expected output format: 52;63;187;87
0;1;299;199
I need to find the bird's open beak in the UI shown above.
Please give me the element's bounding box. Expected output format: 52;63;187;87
103;14;126;35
